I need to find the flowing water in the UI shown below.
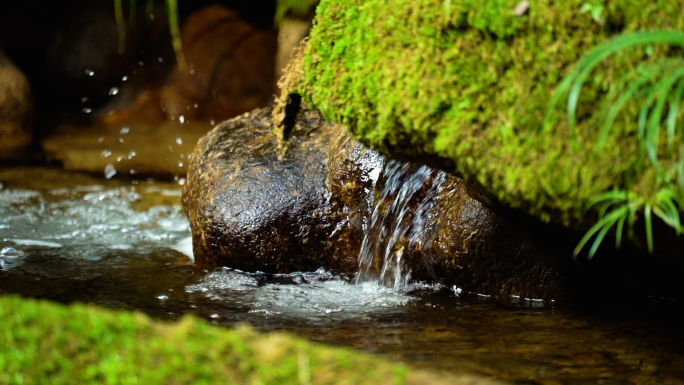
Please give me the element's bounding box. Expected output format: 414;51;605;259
1;166;684;384
356;160;446;291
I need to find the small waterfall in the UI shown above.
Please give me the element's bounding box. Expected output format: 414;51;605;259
355;160;446;291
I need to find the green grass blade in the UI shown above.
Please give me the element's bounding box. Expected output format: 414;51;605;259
679;145;684;191
574;205;629;257
115;0;126;54
645;69;684;168
667;78;684;146
546;31;684;144
645;203;654;253
588;215;619;259
165;0;186;70
628;204;637;239
597;60;681;151
615;213;626;248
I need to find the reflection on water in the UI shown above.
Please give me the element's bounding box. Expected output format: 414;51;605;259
1;166;683;384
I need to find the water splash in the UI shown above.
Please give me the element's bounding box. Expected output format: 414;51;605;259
355;160;446;291
186;268;417;318
0;185;191;269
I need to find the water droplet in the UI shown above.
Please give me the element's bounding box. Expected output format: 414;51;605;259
120;127;130;135
108;87;120;96
85;69;94;76
127;151;136;159
82;107;93;114
138;61;144;67
175;137;183;145
97;137;104;143
193;103;199;109
129;169;137;175
157;295;168;300
157;57;164;63
177;161;183;168
104;164;116;179
210;120;216;126
81;97;89;103
102;150;111;158
116;156;124;162
1;247;21;258
119;138;124;143
179;115;185;124
122;75;128;81
210;314;219;319
176;177;186;186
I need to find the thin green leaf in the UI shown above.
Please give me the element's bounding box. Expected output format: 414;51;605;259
628;204;637;239
165;0;186;70
115;0;126;54
667;78;684;146
645;203;654;254
546;31;684;144
597;60;683;151
615;213;626;248
574;205;629;257
588;214;618;259
645;69;684;169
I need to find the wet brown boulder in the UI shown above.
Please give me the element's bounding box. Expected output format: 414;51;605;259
0;48;32;160
183;107;576;299
183;108;364;273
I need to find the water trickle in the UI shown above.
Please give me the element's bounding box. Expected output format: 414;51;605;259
355;160;446;291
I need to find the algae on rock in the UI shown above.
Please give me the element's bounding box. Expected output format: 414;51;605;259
284;0;684;254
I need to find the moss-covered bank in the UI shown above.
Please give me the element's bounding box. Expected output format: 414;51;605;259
0;296;493;385
288;0;684;246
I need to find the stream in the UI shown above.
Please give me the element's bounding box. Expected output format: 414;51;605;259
1;166;683;384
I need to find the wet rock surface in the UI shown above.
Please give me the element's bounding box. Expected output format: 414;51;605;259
184;107;578;299
0;48;32;160
184;108;363;273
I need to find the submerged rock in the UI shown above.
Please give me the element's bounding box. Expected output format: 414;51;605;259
184;108;577;300
0;48;32;160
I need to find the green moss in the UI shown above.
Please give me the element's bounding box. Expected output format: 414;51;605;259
292;0;684;231
0;295;455;385
275;0;319;25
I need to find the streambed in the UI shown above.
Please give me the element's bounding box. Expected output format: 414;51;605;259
1;166;683;384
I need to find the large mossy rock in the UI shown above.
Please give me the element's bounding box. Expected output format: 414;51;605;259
289;0;684;252
184;108;578;300
0;295;497;384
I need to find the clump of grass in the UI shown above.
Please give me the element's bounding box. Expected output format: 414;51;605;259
549;31;684;257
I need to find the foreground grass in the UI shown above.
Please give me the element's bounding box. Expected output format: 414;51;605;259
0;295;489;385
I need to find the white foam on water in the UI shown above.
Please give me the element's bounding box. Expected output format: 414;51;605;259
171;236;194;261
9;239;63;248
186;268;421;318
0;186;191;261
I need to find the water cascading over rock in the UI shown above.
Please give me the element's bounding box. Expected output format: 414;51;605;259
183;107;577;300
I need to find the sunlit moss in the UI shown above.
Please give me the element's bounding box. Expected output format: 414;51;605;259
0;295;474;384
